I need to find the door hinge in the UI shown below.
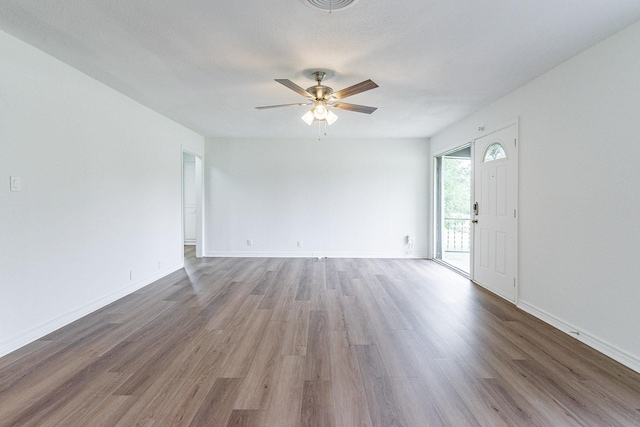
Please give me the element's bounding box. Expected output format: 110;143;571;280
513;278;516;287
514;209;516;218
514;138;517;147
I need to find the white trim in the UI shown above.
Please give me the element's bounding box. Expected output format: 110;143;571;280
433;259;470;278
432;143;472;274
182;147;205;259
518;300;640;374
433;142;473;159
0;262;183;358
204;251;430;259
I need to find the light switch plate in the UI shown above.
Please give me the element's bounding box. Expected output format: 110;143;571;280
10;176;21;192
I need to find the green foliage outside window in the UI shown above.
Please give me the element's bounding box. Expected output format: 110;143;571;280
443;157;470;230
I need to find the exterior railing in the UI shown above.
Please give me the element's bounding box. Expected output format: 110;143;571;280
444;218;471;253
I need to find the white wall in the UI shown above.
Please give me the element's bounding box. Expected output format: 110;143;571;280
205;137;430;257
0;30;204;356
430;21;640;371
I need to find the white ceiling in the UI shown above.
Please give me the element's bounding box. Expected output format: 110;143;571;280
1;1;640;139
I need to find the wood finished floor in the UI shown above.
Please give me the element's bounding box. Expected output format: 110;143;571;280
2;247;640;426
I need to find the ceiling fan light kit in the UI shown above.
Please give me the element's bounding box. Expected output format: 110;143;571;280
256;70;377;133
325;109;339;125
301;110;315;125
312;100;328;120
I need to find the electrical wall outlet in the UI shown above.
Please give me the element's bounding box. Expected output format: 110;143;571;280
247;239;253;246
297;240;303;247
10;176;21;192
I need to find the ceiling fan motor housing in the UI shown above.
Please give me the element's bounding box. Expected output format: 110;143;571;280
307;84;333;101
306;71;333;100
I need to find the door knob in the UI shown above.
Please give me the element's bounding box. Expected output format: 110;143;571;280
472;219;478;223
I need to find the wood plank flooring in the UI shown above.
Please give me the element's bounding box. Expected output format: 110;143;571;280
2;246;640;426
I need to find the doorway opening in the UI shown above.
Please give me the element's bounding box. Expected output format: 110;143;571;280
435;145;471;275
182;150;204;258
183;153;197;246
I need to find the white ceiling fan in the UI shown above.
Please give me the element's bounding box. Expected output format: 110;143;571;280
256;71;378;126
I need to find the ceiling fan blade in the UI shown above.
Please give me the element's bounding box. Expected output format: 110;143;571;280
332;79;378;100
275;79;312;98
255;102;311;109
331;102;377;114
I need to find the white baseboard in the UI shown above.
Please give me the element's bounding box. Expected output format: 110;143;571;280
204;251;429;259
0;262;184;358
518;300;640;374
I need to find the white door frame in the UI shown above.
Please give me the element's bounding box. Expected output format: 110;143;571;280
432;144;472;276
471;118;519;304
182;148;205;258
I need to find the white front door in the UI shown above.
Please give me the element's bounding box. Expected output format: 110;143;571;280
472;124;518;302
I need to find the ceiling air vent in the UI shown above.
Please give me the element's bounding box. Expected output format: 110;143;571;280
303;0;359;12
